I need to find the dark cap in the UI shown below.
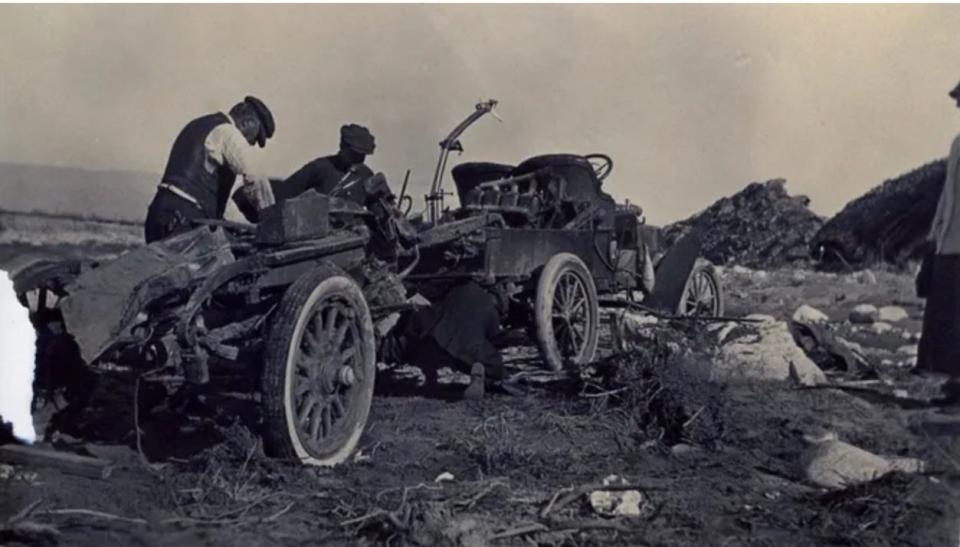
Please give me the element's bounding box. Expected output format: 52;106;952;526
244;95;275;147
340;124;375;155
951;81;960;101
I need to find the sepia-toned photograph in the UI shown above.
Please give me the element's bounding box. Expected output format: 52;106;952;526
1;4;959;545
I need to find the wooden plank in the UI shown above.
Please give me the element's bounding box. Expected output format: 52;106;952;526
0;444;114;480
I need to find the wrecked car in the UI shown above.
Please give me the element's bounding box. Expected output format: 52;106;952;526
14;185;414;467
13;99;724;468
404;100;726;371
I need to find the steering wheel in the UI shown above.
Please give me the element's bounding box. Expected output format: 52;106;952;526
584;154;613;182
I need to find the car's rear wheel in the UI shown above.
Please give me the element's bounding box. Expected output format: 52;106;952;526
677;260;724;317
534;253;600;371
261;264;375;467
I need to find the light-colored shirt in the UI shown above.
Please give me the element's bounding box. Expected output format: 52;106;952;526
203;112;266;180
930;134;960;255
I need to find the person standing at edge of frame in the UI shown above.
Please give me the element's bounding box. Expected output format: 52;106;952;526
917;79;960;407
144;95;276;243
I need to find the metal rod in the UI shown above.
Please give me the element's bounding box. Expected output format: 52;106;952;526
600;299;765;323
426;99;499;224
399;169;410;203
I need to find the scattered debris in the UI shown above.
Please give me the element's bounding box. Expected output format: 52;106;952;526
0;463;38;483
589;347;728;448
609;310;660;353
710;321;738;345
0;500;60;546
0;443;113;480
791;320;871;374
663;179;824;268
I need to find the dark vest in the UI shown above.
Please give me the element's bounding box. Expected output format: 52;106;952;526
161;112;237;218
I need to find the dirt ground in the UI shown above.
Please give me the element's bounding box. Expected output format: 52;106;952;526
2;251;960;546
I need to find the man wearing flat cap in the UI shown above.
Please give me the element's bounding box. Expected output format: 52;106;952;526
272;123;377;206
144;95;276;243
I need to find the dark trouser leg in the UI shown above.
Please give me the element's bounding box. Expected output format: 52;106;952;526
144;190;204;244
917;254;960;400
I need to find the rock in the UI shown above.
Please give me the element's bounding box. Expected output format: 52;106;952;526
898;357;918;369
801;426;838;444
670;443;699;456
790;271;807;286
800;435;925;489
869;322;893;335
812;159;946;268
705;319;828;385
663;179;824;269
901;330;921;342
849;304;879;324
897;345;919;357
792;304;829;324
856;270;878;285
434;472;456;483
878;306;909;323
588;475;650;517
753;270;769;282
731;265;754;276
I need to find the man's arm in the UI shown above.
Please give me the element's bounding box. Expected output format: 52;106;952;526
206;124;274;209
206;124;262;179
275;160;321;202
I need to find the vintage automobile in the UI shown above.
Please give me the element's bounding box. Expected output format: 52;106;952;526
406;100;724;371
14;188;413;467
13;100;722;468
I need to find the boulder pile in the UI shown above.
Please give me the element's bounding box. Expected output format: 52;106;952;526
813;159;945;267
663;179;824;268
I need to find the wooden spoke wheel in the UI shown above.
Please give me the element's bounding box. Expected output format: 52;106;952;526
677;260;725;317
261;264;375;467
534;253;600;371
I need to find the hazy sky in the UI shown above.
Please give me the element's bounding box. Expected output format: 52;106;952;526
1;4;959;224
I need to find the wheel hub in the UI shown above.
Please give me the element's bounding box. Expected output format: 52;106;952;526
337;366;356;387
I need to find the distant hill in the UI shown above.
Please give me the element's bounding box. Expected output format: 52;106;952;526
0;162;158;222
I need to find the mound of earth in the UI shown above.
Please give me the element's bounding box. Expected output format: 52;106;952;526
813;159;946;268
663;179;824;268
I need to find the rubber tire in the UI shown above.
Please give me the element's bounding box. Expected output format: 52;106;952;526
261;263;376;467
676;259;725;317
534;253;600;371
